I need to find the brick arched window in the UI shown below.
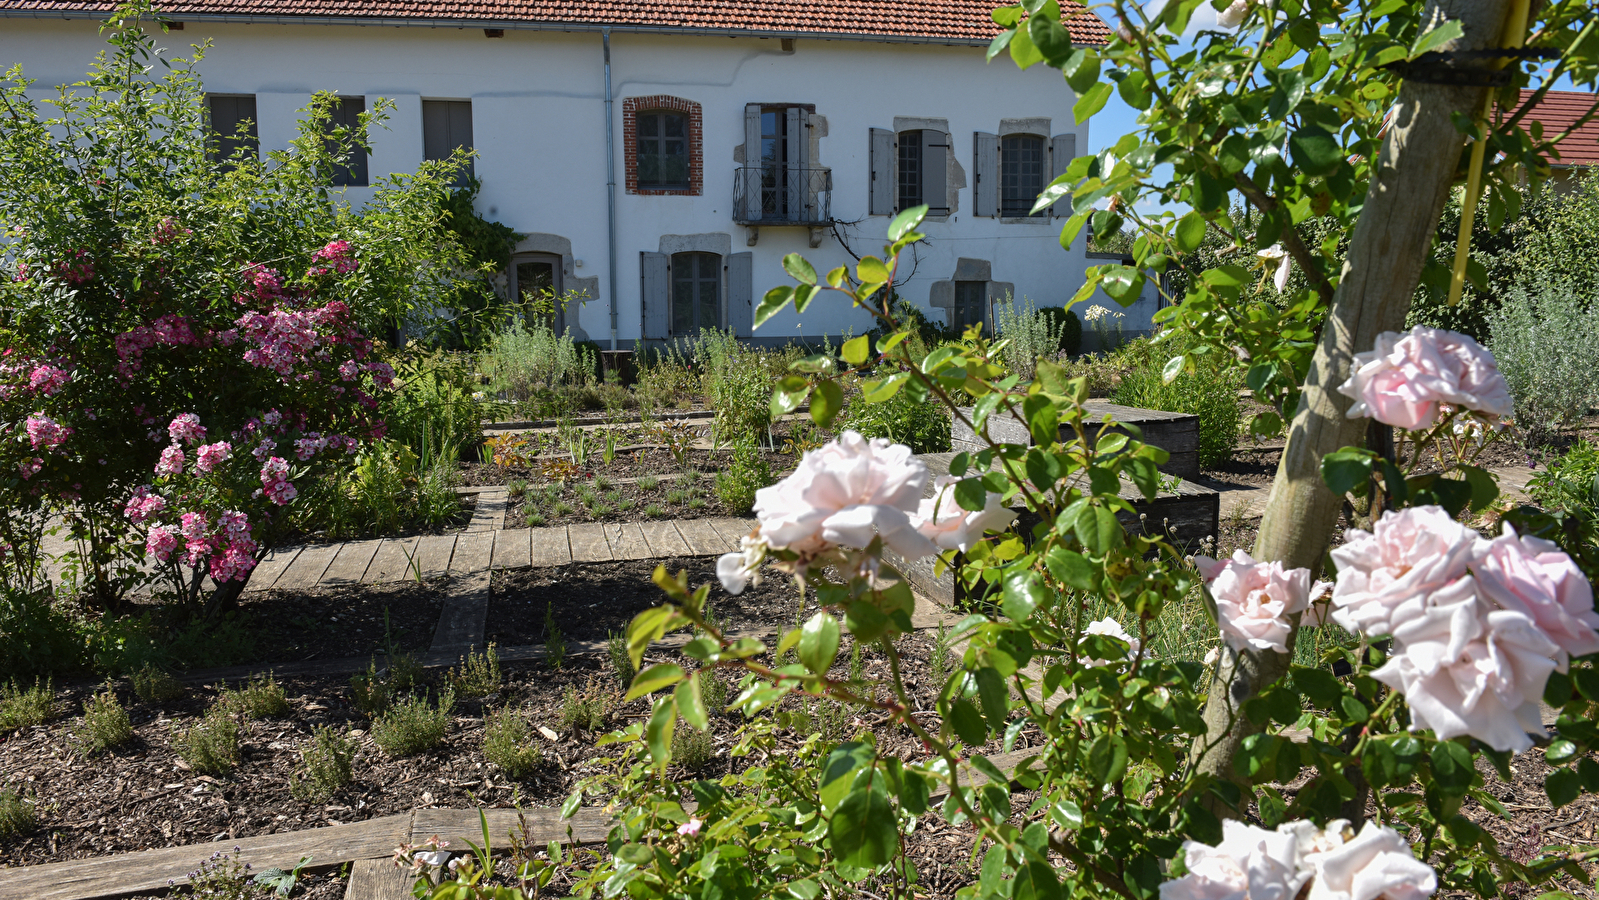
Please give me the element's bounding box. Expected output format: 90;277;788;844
624;96;703;196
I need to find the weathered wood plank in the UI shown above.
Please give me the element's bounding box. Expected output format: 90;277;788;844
344;858;412;900
450;531;495;575
466;492;508;532
0;814;413;900
567;523;613;563
639;521;692;558
491;528;531;571
706;518;756;548
244;544;302;593
321;540;381;586
528;526;572;568
414;534;458;581
672;518;727;556
409;806;614;850
363;537;422;585
272;543;341;592
431;570;490;654
610;522;652;561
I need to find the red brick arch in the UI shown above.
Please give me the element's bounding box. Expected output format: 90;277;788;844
623;95;703;196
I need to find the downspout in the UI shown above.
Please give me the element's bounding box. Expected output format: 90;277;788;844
603;27;619;351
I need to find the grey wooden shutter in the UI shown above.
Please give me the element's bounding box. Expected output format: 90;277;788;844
331;97;369;187
209;95;259;165
787;106;808;219
743;104;763;220
1049;133;1076;217
641;252;670;340
923;129;950;216
869;127;895;216
727;252;753;337
423;100;448;162
973;132;999;217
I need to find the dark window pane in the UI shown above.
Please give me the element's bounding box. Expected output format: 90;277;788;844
670;252;720;334
209;95;259;169
638;114;659;137
1001;134;1044;217
898;130;922;210
637;111;689;188
327;96;369;187
665;115;685;138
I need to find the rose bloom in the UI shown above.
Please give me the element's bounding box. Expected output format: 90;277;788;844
167;412;207;446
1374;595;1559;753
1304;821;1437;900
1329;506;1479;640
195;441;232;474
156;444;186;477
913;475;1018;553
1082;616;1141;667
750;431;934;560
1471;523;1599;666
146;526;179;564
1196;550;1313;654
1337;327;1513;431
1160;820;1310;900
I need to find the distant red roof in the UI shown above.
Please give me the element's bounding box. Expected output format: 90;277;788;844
1507;89;1599;167
0;0;1112;44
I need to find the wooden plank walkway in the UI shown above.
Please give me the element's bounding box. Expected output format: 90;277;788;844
567;523;613;563
245;544;302;592
321;540;380;586
640;521;692;557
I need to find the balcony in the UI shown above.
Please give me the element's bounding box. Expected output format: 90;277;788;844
732;166;832;226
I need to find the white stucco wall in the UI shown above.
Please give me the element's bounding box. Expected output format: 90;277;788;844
0;19;1100;347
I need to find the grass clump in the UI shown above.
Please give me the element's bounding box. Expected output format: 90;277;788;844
525;511;547;528
638;476;659;491
483;708;544;779
173;707;240;776
672;725;715;773
558;681;606;732
607;630;633;689
698;669;729;717
372;690;454;757
222;673;289;719
131;665;185;703
552;500;575;517
288;725;357;802
0;678;55;733
643;503;664;518
544;603;566;670
0;788;38;841
75;682;133;756
450;644;502;698
664;488;688;506
349;657;405;717
594;474;614;491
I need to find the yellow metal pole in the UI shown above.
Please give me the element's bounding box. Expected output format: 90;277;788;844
1446;0;1531;306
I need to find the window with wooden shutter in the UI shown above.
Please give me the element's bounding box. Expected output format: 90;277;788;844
1049;134;1076;218
423;99;473;186
897;130;923;211
973;132;999;217
327;96;369;187
868;128;895;216
636;111;689;189
1001;134;1045;218
207;94;258;168
670;252;722;335
921;129;951;216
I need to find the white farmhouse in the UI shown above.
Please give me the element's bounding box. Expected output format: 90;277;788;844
0;0;1151;349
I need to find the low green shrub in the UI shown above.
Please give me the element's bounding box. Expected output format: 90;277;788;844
450;644;501;698
483;708;543;779
1111;348;1241;468
132;665;185;703
222;673;289;719
75;683;133;756
715;436;773;513
994;294;1069;380
672;725;715;773
1488;282;1599;445
0;678;55;733
836;380;951;454
607;630;633;689
698;669;729;717
288;725;357;802
1039;306;1083;356
372;690;454;757
0;788;38;842
173;707;240;776
0;588;87;680
557;681;606;732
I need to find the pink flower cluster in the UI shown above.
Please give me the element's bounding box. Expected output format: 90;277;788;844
18;458;42;480
28;365;69;397
151;217;192;245
311;240;359;275
114;314;202;378
156;444;185;476
1161;818;1435;900
1338;327;1514;431
144;508;258;582
168;412;207;445
25;413;70;451
1195;551;1329;655
260;456;297;505
55;250;94;286
146;526;179;564
1330;506;1599;752
124;485;167;524
195;441;232;473
236;303;353;377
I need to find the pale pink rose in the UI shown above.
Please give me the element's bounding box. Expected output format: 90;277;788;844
1214;0;1249;29
913;475;1018;553
1374;596;1559;753
1161;820;1309;900
1082;616;1141;667
1471;523;1599;666
1337;328;1513;431
716;536;764;596
676;817;703;837
195;441;232;474
1196;550;1313;654
1304;821;1437;900
751;432;935;560
1329;506;1480;640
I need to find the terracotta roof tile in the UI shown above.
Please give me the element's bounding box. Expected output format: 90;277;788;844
0;0;1112;44
1507;88;1599;168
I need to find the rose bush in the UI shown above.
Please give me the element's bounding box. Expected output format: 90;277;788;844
0;3;471;610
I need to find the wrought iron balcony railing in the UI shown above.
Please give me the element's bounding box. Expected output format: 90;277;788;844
732;166;832;225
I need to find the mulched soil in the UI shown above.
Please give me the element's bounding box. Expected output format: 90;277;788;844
460;445;798;488
240;580;445;666
500;471;732;528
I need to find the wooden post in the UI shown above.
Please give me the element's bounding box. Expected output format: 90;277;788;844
1194;0;1518;807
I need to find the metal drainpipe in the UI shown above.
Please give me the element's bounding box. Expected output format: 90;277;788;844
603;27;619;352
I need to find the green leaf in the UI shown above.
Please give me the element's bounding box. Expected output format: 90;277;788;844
783;253;817;285
829;784;898;868
1008;20;1045;69
793;283;821;314
627;662;687;701
955;476;988;513
857;256;890;284
888;204;928;241
811;380;844;426
1430;740;1475;795
1087;733;1129;786
1161;355;1186;385
845;601;889;643
976;666;1009;735
1289;126;1342;177
800;611;842;675
1028;12;1074;65
862;372;909;404
1547;766;1582;808
755;285;793;327
1075;504;1123;554
841;334;870;367
949;698;987;745
1100;265;1143;304
1012;861;1062;900
675;673;708;730
1002;569;1047;623
1073;82;1113;125
787;879;822;900
646;695;677;767
1174;212;1206;253
1320;447;1376;497
1045;547;1096;591
820;742;875;812
1409;19;1463;59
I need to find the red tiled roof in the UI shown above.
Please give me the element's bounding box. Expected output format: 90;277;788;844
0;0;1113;44
1507;88;1599;167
